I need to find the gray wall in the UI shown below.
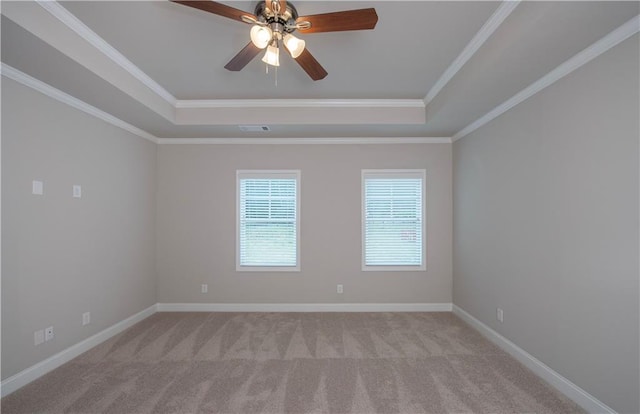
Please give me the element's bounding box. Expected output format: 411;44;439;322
452;34;639;414
1;79;157;379
157;144;452;304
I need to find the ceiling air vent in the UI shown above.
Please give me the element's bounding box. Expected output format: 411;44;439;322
239;125;271;132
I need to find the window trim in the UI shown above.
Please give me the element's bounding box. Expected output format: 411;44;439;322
236;170;301;272
361;169;426;272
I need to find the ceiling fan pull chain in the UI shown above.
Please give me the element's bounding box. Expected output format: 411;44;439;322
274;37;278;86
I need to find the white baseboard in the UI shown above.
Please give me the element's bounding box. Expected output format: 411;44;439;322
1;302;450;397
0;304;158;398
452;305;616;414
157;302;453;312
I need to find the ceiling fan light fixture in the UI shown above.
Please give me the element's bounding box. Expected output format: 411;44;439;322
250;25;272;49
262;43;280;66
171;0;378;81
283;33;305;58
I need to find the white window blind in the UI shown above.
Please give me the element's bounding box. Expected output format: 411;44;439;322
237;171;300;271
362;170;425;270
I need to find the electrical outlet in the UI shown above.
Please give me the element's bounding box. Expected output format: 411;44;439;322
201;284;208;293
82;312;91;326
45;326;54;341
497;308;504;323
337;284;343;294
34;330;45;346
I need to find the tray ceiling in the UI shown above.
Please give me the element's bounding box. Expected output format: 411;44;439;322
2;1;638;140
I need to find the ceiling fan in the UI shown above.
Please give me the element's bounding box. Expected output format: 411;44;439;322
170;0;378;81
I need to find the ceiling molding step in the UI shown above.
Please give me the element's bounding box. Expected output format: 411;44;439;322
452;14;640;142
1;1;175;122
1;63;159;144
424;0;520;105
175;105;426;125
36;0;178;106
175;99;425;109
157;137;452;145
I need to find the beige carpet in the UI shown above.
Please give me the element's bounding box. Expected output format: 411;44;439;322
2;312;584;413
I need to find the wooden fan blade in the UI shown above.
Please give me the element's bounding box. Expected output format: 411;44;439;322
170;1;256;24
224;42;262;71
294;49;328;81
296;8;378;33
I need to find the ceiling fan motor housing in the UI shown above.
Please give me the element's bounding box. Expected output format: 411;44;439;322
255;1;299;33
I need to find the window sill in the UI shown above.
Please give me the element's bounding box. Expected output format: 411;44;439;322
237;266;301;272
362;265;426;272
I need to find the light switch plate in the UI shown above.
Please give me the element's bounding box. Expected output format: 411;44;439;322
73;185;82;198
32;180;44;195
34;330;44;346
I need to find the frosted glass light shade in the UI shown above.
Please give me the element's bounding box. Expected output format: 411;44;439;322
250;25;272;49
261;44;280;66
283;33;305;58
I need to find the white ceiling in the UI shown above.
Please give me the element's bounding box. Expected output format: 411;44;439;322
1;1;638;140
60;1;499;100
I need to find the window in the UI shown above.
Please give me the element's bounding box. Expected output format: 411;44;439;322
362;170;425;271
237;170;300;271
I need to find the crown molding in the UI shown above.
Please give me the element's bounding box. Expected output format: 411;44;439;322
36;0;177;106
174;99;426;125
1;63;159;144
452;14;640;142
2;1;175;121
0;64;448;145
10;0;634;139
424;0;520;105
175;99;426;124
157;137;451;145
175;99;425;109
